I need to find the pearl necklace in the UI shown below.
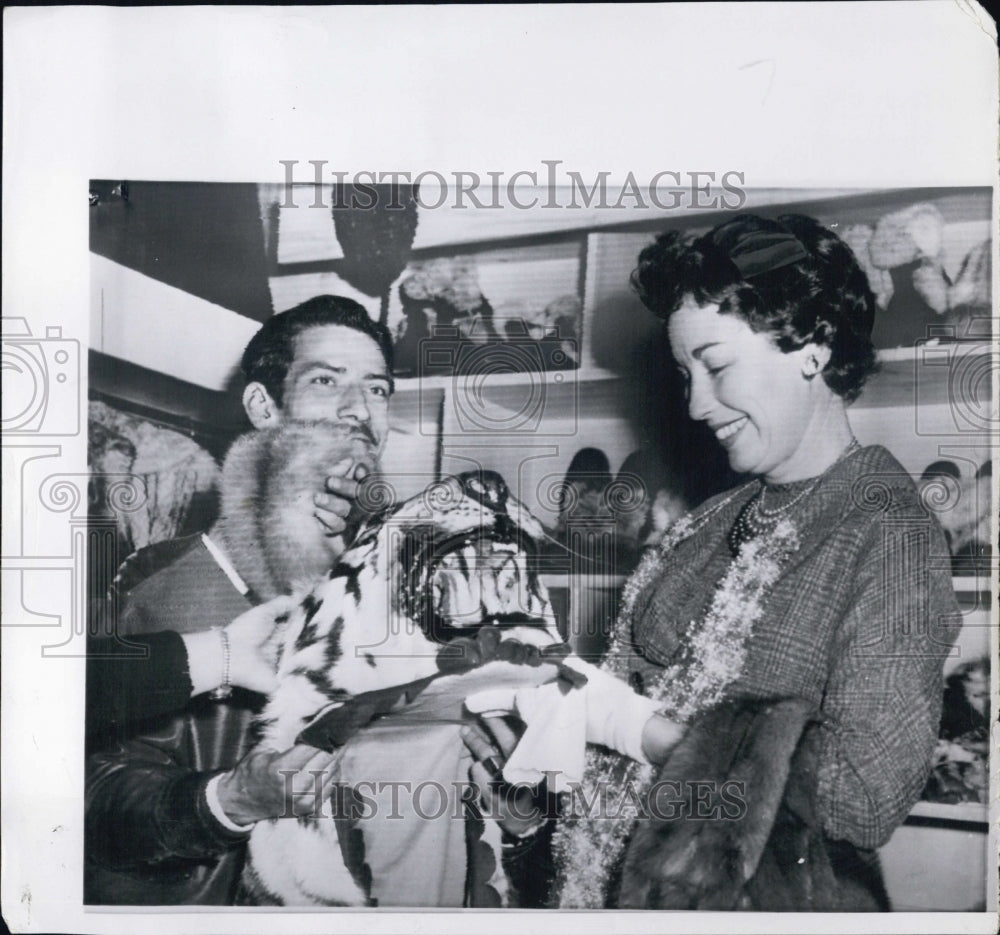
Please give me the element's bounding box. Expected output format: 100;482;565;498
727;438;861;555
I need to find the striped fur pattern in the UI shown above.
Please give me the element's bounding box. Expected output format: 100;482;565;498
242;470;557;906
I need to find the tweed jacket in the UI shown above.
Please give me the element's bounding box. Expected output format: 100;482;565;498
624;445;961;850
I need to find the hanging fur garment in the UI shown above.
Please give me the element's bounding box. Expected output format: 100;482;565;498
616;697;890;911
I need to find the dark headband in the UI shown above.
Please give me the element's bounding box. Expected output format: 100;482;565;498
714;224;810;279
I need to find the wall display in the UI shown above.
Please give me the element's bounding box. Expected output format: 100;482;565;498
6;6;998;931
390;241;584;379
924;656;990;806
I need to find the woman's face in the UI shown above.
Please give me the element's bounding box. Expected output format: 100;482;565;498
668;297;819;483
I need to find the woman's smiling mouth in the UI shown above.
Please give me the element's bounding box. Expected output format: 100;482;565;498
714;416;749;443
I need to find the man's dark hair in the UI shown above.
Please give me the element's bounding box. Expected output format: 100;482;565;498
241;295;395;406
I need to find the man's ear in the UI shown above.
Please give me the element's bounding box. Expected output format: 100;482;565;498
243;382;282;429
799;343;833;379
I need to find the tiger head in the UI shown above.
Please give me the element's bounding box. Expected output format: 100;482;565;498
348;468;555;645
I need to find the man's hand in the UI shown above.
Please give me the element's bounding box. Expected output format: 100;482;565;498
462;717;545;838
225;595;298;694
182;597;297;697
313;458;369;539
214;744;341;827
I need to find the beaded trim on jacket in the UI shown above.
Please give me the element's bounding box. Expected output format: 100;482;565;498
552;498;799;909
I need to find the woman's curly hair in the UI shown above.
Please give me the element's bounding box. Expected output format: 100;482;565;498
631;213;879;403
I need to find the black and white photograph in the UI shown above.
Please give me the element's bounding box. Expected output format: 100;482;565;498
2;4;997;933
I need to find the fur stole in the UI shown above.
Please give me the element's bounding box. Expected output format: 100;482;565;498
616;697;890;911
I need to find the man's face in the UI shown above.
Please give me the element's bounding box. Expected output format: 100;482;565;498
274;323;391;452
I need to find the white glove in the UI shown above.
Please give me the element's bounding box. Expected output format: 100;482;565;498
467;679;586;791
568;658;662;764
465;657;661;791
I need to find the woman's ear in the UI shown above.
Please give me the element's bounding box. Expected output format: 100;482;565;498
242;382;281;429
799;343;832;379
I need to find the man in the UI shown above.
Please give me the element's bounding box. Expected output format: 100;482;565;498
85;295;394;905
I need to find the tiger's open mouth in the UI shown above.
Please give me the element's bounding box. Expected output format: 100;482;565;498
432;546;518;616
404;525;548;643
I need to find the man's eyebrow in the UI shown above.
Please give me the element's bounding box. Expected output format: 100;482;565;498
298;361;347;375
298;362;390;382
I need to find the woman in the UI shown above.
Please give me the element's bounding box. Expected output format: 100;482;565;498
467;213;960;910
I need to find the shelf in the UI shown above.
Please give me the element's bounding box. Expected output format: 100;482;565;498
391;340;995;418
876;337;994;364
954;575;987;589
539;573;628;589
909;800;989;824
852;340;994;411
953;575;994;594
395;365;621;392
394;366;631;425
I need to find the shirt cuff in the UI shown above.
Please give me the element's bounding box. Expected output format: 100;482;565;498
182;629;226;697
203;773;255;833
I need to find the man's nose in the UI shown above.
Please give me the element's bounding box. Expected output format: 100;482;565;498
337;382;370;422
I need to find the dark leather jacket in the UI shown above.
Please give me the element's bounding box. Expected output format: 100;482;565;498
85;535;260;905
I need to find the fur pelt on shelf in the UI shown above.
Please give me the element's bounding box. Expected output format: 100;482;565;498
616;697;890;911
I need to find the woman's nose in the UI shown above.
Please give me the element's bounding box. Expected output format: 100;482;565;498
686;372;713;421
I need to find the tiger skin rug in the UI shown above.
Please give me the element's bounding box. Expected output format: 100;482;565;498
239;458;563;906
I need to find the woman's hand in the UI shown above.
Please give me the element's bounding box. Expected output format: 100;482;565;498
641;714;685;766
461;716;546;839
466;661;685;768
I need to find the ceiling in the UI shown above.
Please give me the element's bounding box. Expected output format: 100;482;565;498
89;180;274;323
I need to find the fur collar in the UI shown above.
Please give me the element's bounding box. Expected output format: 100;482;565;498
211;422;377;600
